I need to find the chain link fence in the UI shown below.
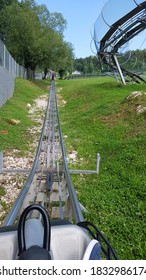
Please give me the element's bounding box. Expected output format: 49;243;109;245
0;39;27;78
0;39;30;106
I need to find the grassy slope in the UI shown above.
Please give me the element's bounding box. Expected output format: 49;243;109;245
0;78;48;154
57;77;146;259
0;78;49;219
0;76;145;259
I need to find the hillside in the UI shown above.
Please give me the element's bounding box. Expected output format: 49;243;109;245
57;77;146;259
0;76;146;259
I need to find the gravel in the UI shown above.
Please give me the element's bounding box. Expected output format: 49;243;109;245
0;94;48;225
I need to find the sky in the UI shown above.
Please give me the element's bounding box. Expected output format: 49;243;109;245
36;0;107;58
36;0;146;58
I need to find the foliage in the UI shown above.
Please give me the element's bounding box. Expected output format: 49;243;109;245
118;50;146;72
73;56;100;74
0;0;15;10
73;49;146;75
0;0;74;76
57;77;146;259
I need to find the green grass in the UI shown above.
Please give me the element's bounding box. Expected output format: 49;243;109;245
57;77;146;260
0;78;49;155
0;77;49;222
0;76;146;259
0;187;5;196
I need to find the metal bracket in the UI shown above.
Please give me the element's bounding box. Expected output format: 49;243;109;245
0;151;31;174
0;153;101;175
69;153;100;175
0;151;3;173
1;169;30;173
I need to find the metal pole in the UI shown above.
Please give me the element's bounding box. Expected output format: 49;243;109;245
112;54;126;85
0;152;3;173
96;153;101;174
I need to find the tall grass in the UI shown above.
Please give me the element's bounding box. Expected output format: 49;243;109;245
57;77;146;259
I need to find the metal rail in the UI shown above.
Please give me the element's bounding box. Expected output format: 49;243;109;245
94;1;146;84
55;93;84;223
3;81;83;226
3;91;50;226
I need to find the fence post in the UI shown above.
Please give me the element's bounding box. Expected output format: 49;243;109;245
1;39;27;79
3;45;6;68
0;152;3;173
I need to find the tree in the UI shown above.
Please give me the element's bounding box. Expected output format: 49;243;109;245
40;31;74;78
33;3;73;77
73;56;101;75
0;0;74;78
0;0;15;10
48;12;67;35
20;0;36;9
0;1;43;76
0;0;16;40
35;4;67;35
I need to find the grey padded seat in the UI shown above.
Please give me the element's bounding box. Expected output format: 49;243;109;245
51;224;90;259
0;230;18;259
0;219;91;260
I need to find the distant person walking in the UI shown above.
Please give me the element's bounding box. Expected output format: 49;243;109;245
51;71;55;80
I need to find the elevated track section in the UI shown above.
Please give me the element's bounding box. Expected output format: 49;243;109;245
93;0;146;84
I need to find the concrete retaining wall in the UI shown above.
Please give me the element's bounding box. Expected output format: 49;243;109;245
0;66;15;107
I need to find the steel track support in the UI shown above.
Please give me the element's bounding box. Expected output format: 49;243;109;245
0;151;3;173
112;54;126;85
69;153;100;174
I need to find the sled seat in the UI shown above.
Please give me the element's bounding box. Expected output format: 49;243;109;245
21;219;91;259
0;227;18;260
0;220;91;260
51;224;91;259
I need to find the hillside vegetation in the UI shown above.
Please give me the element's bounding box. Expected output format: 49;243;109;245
0;76;146;259
0;78;48;153
57;77;146;260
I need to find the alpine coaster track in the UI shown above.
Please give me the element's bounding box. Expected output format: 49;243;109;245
0;81;118;260
3;81;83;225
